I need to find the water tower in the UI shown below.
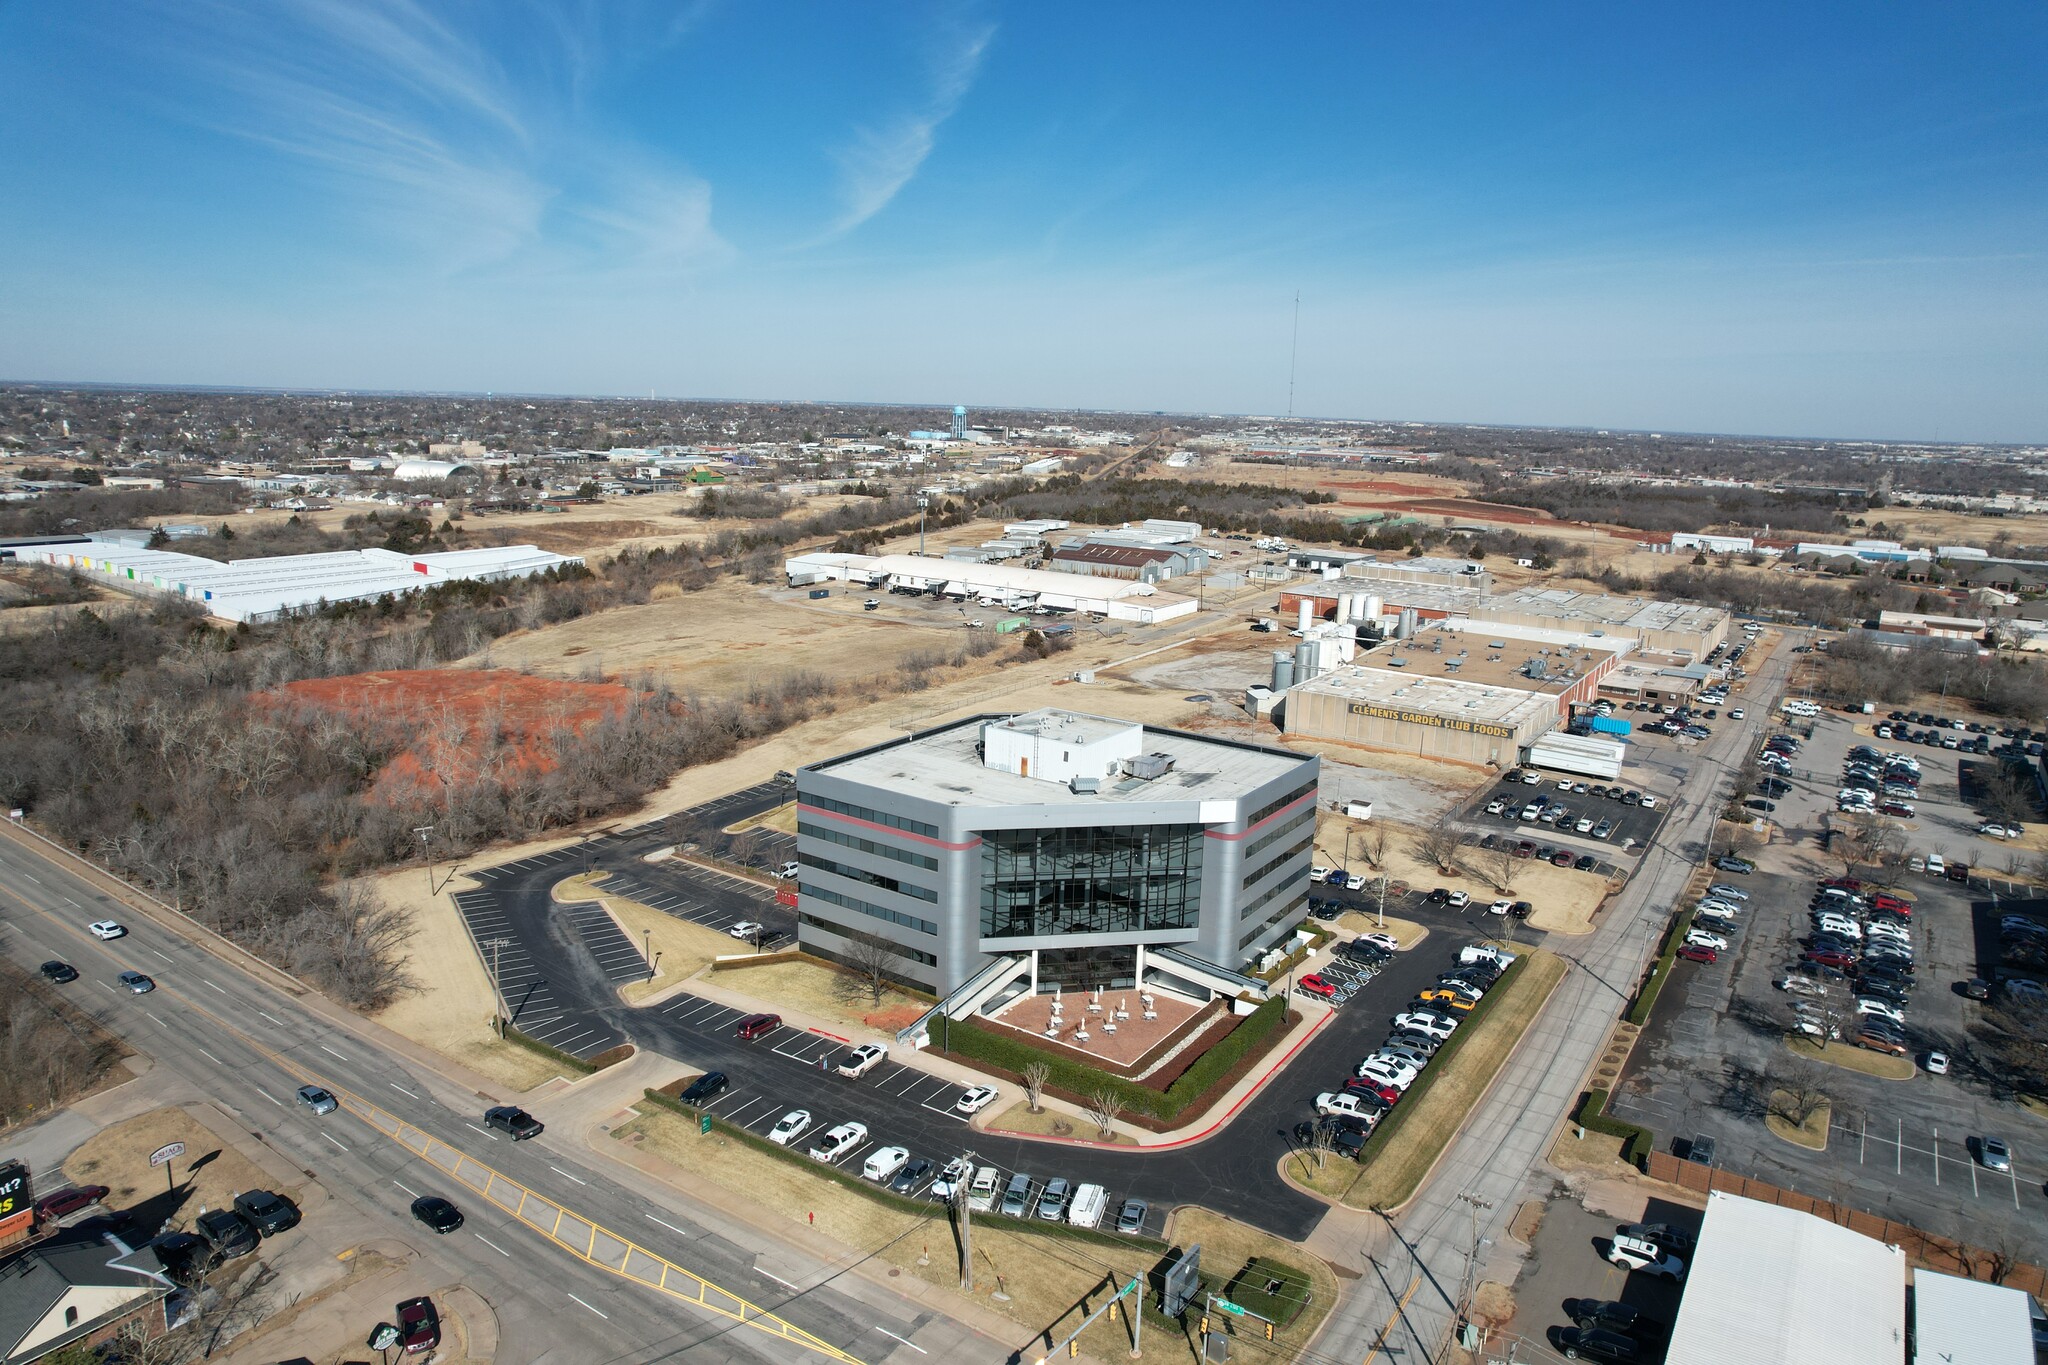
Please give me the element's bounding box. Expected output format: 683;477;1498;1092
950;405;968;441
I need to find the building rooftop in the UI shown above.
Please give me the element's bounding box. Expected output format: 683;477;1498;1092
1338;626;1621;695
1664;1193;1904;1365
1289;663;1560;729
1479;586;1728;635
1049;543;1183;569
1282;581;1490;615
812;712;1309;811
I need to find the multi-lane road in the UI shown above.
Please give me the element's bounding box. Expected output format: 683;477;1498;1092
0;831;1002;1365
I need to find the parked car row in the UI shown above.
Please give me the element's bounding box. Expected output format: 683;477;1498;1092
1788;876;1920;1055
1835;742;1921;818
1308;946;1517;1138
1676;881;1752;965
1554;1223;1694;1359
1882;708;2046;757
1296;933;1396;1004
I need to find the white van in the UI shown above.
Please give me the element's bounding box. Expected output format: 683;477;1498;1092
1068;1184;1107;1230
967;1166;1000;1212
1459;945;1516;968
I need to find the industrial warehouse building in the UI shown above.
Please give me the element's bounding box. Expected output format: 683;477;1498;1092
783;552;1198;624
1281;621;1626;766
1276;580;1487;626
1046;542;1203;581
16;541;583;623
1340;555;1493;593
1473;586;1730;657
793;709;1319;997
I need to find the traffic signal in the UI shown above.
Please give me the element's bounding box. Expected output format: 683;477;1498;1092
1264;1319;1275;1341
1199;1316;1210;1336
1069;1341;1078;1357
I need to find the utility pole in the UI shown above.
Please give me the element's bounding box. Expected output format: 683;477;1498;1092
1451;1192;1494;1361
413;825;434;892
954;1151;974;1292
917;495;930;557
483;936;511;1033
643;930;654;981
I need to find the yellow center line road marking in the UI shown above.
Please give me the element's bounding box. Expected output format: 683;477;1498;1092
14;877;868;1364
1361;1273;1421;1365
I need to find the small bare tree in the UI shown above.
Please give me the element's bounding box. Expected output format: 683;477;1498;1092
1358;825;1388;870
1083;1087;1126;1139
1302;1118;1338;1172
1766;1061;1830;1127
1416;825;1468;876
1020;1061;1053;1114
1483;844;1521;895
832;930;900;1007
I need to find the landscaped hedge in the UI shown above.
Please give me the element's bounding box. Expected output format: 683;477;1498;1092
1573;1087;1654;1168
1624;916;1692;1026
637;1088;1168;1254
504;1026;630;1075
940;995;1290;1124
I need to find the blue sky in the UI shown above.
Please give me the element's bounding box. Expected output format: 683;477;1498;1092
2;2;2044;441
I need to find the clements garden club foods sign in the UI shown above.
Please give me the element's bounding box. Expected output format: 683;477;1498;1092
1347;700;1516;740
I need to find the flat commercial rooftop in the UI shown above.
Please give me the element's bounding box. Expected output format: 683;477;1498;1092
1478;586;1728;636
814;713;1308;811
1288;664;1559;730
1343;629;1619;695
1664;1192;1905;1365
1912;1270;2035;1365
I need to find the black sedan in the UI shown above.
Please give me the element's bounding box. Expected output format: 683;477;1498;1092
1556;1326;1643;1361
678;1071;729;1104
39;961;78;983
410;1196;465;1234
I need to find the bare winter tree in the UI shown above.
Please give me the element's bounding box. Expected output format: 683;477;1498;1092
1020;1061;1053;1114
1083;1088;1126;1139
1765;1060;1830;1126
1358;825;1388;871
1301;1118;1338;1173
831;929;901;1008
1483;844;1521;895
1415;825;1468;877
1985;767;2038;828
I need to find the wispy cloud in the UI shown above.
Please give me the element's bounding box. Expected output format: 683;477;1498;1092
151;0;727;276
825;18;995;238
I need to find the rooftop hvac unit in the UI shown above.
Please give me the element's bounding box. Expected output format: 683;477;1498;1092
1123;752;1175;781
1385;656;1407;668
1069;776;1101;795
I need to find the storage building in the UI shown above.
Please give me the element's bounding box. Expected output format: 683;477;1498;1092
782;552;1197;624
1474;587;1730;657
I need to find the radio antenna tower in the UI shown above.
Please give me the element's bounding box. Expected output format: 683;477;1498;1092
1287;290;1301;418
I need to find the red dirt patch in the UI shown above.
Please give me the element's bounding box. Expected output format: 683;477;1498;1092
864;1005;928;1033
264;668;635;802
1357;496;1559;525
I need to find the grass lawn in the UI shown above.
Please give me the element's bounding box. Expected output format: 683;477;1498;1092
1787;1036;1916;1080
1297;949;1568;1211
1154;1209;1338;1357
712;955;932;1033
615;1103;1301;1362
553;872;733;1004
1766;1096;1831;1151
989;1101;1138;1145
66;1106;280;1233
725;801;799;836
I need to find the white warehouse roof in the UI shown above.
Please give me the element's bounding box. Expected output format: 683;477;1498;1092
784;552;1196;623
1911;1271;2034;1365
1664;1193;1906;1365
20;542;581;623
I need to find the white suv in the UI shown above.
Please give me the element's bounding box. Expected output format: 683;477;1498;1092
1608;1235;1686;1280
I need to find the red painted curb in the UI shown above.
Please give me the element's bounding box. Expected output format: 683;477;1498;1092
808;1029;852;1044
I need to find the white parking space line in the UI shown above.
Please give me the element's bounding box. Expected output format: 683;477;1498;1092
875;1326;927;1354
476;1233;511;1257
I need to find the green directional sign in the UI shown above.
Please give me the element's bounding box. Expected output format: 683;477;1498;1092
1215;1298;1246;1316
699;1114;712;1135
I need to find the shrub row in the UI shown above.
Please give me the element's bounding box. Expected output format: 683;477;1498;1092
1573;1088;1655;1168
1354;956;1527;1164
941;995;1290;1123
1624;915;1692;1026
503;1026;630;1075
637;1089;1167;1253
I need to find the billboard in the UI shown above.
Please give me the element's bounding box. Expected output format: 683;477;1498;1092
0;1161;32;1244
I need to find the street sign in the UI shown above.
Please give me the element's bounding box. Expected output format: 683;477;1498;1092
1162;1244;1202;1316
699;1114;712;1135
1214;1298;1246;1316
367;1323;400;1351
148;1143;186;1168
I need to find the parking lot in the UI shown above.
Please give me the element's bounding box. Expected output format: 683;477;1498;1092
1465;770;1671;876
597;865;791;948
1607;712;2048;1259
1506;1194;1696;1362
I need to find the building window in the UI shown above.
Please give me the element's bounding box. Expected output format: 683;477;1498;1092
799;851;938;902
1241;809;1314;872
64;1306;79;1328
798;821;939;871
1242;829;1313;889
799;914;939;967
802;886;938;936
980;823;1203;940
1244;779;1316;833
1238;890;1308;949
808;796;938;839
